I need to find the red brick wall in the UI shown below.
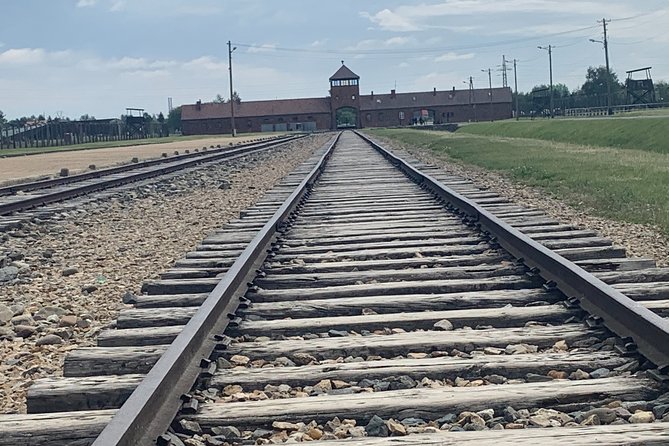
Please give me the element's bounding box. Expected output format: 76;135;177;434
182;113;332;135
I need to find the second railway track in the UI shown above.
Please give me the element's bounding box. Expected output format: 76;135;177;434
3;131;669;445
0;134;302;221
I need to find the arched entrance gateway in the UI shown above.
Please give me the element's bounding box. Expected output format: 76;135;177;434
336;106;358;128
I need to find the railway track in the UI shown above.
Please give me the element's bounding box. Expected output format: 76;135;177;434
2;131;669;445
0;134;302;226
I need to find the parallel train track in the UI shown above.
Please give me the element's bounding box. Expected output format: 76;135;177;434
0;134;302;223
2;131;669;445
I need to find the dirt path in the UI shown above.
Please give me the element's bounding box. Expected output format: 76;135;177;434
0;135;271;185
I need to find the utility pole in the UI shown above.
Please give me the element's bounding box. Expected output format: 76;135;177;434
501;55;508;88
513;59;519;120
538;45;554;118
482;68;493;120
466;76;477;122
591;18;612;115
228;40;237;137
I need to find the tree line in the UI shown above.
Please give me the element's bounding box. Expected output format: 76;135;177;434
514;66;669;116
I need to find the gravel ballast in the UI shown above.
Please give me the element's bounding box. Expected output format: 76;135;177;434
371;134;669;267
0;134;328;413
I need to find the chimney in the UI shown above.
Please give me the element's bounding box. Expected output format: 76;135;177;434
391;89;396;99
452;86;456;92
196;100;202;111
433;87;437;96
371;91;374;100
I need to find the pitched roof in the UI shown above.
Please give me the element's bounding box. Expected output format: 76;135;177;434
329;64;359;81
181;97;331;121
359;87;512;110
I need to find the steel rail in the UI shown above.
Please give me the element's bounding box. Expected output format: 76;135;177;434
357;131;669;372
0;135;306;216
0;135;295;197
92;132;341;446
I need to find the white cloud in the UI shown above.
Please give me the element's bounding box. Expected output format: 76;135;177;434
362;1;635;31
435;52;475;62
110;0;126;11
360;9;420;32
411;71;466;91
347;36;414;52
76;0;97;7
247;44;277;53
0;48;46;65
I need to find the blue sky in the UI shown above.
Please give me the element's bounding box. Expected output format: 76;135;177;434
1;0;667;119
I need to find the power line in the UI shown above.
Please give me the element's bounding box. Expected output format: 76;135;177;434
233;24;600;57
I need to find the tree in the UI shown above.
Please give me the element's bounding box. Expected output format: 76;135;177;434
580;66;622;98
143;112;154;122
157;112;165;123
167;106;181;133
532;83;570;98
213;91;241;104
0;110;6;129
80;114;95;121
655;81;669;103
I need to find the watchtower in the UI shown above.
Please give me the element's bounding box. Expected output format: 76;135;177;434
330;62;361;129
125;108;146;137
626;67;656;105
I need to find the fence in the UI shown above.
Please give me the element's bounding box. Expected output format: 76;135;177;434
564;102;669;117
0;119;169;150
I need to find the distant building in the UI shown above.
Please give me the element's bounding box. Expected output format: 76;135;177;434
181;64;512;134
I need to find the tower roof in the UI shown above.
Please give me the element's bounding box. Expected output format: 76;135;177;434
329;63;359;81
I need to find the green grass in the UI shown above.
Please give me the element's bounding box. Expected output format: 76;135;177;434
0;133;270;157
458;117;669;154
367;128;669;236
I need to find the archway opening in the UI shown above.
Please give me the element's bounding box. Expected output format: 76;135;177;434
336;107;358;128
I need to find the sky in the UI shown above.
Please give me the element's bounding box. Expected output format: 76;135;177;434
0;0;668;119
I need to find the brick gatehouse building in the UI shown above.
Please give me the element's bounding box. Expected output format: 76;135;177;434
181;64;512;134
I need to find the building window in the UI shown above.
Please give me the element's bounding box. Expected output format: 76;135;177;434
366;113;371;121
293;116;298;121
351;95;356;100
247;120;252;127
378;112;384;120
399;111;405;120
308;116;313;120
278;117;284;122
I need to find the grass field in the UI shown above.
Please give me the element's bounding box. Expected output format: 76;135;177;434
0;134;267;157
458;117;669;154
367;128;669;236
